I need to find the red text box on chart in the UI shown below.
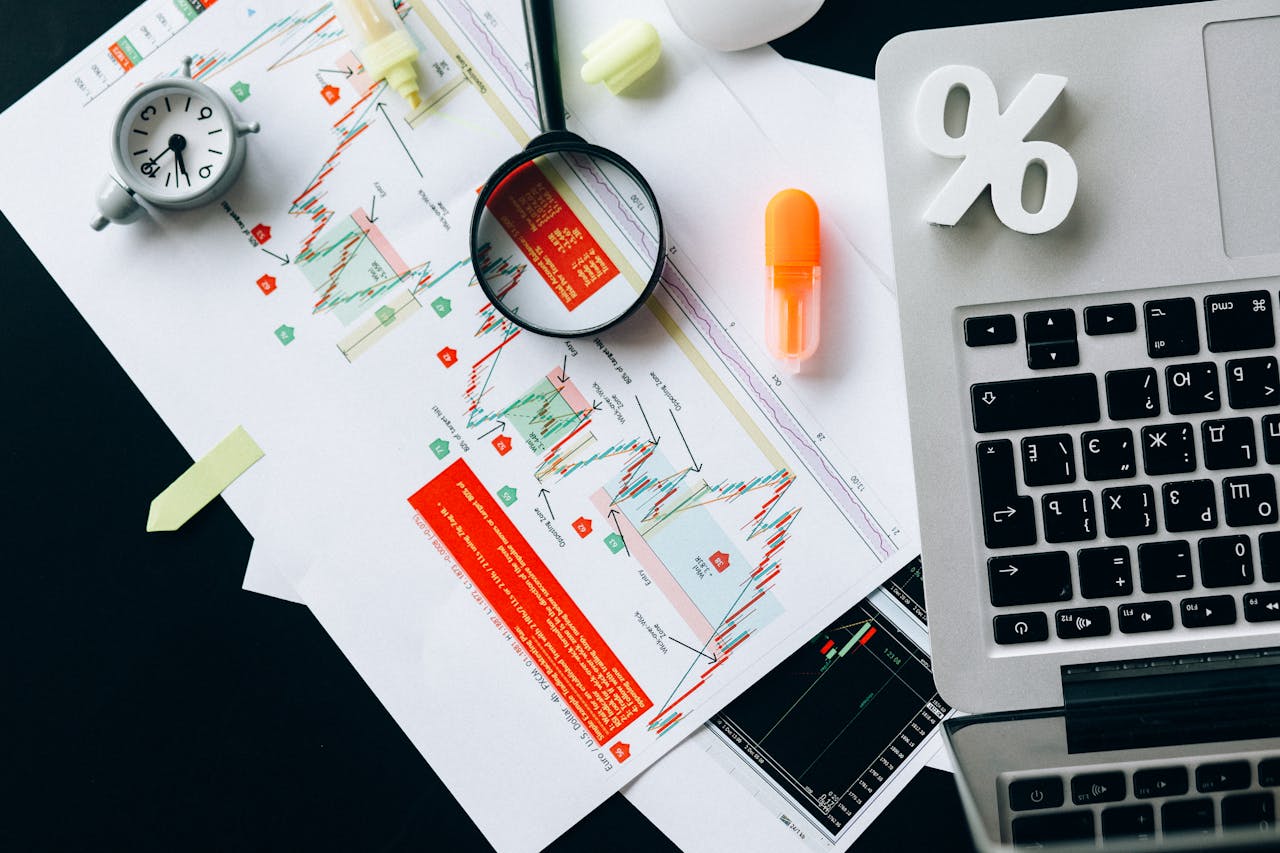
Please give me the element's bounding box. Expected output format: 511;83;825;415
410;459;652;744
485;161;619;312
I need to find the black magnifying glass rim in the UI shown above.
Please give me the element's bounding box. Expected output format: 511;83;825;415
469;131;666;339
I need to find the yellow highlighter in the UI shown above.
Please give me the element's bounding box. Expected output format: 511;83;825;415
765;189;821;371
333;0;422;109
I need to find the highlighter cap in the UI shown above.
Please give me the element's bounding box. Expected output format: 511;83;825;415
765;188;820;266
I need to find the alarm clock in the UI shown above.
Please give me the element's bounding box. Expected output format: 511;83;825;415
90;57;260;230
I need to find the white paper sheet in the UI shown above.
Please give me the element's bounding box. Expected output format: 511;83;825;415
0;1;919;848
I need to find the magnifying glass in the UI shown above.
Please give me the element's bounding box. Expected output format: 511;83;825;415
469;0;666;337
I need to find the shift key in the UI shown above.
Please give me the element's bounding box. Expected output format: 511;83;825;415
973;374;1100;433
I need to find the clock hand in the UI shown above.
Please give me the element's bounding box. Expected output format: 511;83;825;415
170;133;190;187
141;145;173;177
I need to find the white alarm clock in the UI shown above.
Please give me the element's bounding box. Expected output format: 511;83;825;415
90;57;260;230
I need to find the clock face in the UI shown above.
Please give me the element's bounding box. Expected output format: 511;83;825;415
117;85;233;200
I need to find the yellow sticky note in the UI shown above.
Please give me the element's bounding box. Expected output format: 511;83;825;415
147;426;264;532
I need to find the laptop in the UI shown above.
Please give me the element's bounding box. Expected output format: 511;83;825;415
876;0;1280;848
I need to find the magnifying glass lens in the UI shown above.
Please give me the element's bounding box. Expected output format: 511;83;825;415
473;147;663;336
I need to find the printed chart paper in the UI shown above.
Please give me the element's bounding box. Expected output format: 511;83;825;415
0;0;919;849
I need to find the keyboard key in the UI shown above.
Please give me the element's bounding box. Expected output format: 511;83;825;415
1101;804;1154;840
1009;776;1064;811
1244;590;1280;623
1265;415;1280;464
965;314;1016;346
1106;368;1161;420
993;612;1050;645
1025;309;1076;343
1056;606;1110;639
1162;480;1218;532
1042;490;1096;543
1202;417;1257;470
1221;792;1275;831
1081;428;1136;480
1181;595;1237;628
1262;532;1280;583
1101;485;1157;537
1118;600;1174;634
1226;356;1280;408
1205;290;1275;352
1197;760;1251;793
1139;541;1194;593
1259;758;1280;787
1145;297;1200;358
1085;303;1136;336
1021;434;1075;487
1027;341;1078;369
1161;798;1215;834
1025;310;1078;369
1142;422;1196;475
1134;766;1189;798
1072;770;1125;805
988;553;1072;607
1166;362;1220;414
1198;535;1254;588
1223;474;1278;527
976;441;1036;549
1011;812;1094;845
971;375;1100;433
1078;546;1133;599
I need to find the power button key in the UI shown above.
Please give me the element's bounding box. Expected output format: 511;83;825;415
1010;776;1065;811
994;612;1049;645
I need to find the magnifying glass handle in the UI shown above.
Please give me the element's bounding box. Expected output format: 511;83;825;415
523;0;566;133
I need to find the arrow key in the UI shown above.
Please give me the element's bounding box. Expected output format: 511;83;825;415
1085;303;1136;335
1244;590;1280;623
964;314;1016;346
1028;340;1079;369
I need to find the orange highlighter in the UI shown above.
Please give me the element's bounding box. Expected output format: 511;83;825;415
765;189;821;370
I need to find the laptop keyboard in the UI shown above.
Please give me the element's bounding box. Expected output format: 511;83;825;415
1004;754;1280;845
964;286;1280;650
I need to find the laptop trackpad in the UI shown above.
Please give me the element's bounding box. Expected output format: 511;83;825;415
1203;16;1280;258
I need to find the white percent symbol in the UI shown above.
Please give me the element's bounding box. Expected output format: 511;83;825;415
916;65;1078;235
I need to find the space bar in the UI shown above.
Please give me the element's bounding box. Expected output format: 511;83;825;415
971;374;1100;433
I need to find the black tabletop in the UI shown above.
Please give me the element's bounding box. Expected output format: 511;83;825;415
3;0;1167;850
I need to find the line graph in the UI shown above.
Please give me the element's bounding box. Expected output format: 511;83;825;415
576;444;799;737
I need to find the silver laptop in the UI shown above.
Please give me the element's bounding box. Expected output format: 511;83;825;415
876;0;1280;848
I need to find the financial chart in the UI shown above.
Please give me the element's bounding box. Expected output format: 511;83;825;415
708;563;949;842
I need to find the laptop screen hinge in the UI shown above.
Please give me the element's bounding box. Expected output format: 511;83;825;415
1060;647;1280;752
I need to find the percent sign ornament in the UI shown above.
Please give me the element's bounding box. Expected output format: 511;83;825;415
916;65;1078;235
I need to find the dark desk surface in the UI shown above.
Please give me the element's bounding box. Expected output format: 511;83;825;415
3;0;1168;849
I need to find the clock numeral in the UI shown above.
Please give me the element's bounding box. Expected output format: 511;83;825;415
140;105;156;120
199;164;213;180
198;106;213;120
141;161;158;177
